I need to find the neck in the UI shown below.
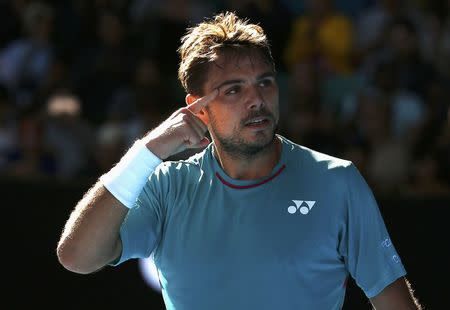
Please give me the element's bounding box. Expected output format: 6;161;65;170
213;136;282;180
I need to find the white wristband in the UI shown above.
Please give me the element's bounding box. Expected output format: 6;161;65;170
100;139;162;208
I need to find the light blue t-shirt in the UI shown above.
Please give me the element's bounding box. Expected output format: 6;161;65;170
115;135;406;309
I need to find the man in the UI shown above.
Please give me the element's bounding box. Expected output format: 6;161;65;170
57;12;422;310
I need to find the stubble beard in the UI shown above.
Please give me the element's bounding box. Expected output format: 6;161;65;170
209;117;278;160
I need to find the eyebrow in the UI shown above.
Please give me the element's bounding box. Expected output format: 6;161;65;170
212;71;276;91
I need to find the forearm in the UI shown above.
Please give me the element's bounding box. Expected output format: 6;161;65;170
370;277;422;310
57;181;128;274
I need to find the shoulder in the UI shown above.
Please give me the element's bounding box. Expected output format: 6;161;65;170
280;136;362;192
302;146;351;170
281;136;352;172
143;147;211;199
151;146;210;179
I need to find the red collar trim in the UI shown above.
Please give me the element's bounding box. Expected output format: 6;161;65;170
215;164;286;189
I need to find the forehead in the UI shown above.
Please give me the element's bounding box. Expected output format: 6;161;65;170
203;49;273;90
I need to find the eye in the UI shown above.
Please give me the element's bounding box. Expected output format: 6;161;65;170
258;78;274;88
224;85;241;95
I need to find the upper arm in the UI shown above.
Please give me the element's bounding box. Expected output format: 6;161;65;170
112;165;170;265
114;183;165;264
370;277;422;310
339;164;407;296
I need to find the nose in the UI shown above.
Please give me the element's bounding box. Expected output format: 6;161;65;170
247;85;265;110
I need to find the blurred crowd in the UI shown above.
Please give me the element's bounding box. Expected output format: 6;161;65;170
0;0;449;197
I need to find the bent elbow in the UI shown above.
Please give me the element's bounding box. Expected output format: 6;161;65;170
56;243;98;275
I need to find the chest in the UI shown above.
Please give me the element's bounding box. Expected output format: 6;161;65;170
155;174;346;279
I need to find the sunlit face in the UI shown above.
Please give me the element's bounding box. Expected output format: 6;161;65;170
200;49;279;158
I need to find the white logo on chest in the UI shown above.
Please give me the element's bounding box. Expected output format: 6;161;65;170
287;200;316;215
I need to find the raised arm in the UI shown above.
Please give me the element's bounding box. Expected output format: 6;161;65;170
56;90;217;274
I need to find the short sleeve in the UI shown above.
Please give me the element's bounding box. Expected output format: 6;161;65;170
111;166;168;266
338;164;407;298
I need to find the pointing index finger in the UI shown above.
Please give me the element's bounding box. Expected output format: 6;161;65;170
187;89;218;113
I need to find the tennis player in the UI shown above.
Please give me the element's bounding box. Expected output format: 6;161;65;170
57;11;422;310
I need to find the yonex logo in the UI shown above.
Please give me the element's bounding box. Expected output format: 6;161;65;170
381;238;392;248
287;200;316;215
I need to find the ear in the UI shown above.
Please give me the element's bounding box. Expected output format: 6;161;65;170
185;93;197;105
185;93;209;125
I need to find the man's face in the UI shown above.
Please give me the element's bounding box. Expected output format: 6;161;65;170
200;50;279;157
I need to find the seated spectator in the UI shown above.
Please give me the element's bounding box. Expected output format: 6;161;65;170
93;122;127;176
0;2;55;107
102;56;174;150
283;61;340;156
284;0;355;77
355;0;420;60
352;88;411;195
72;10;135;125
340;62;426;144
4;103;57;179
224;0;294;72
43;90;95;180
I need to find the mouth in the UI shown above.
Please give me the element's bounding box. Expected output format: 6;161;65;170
244;116;271;128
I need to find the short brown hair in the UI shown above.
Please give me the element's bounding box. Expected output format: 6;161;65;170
177;11;275;95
